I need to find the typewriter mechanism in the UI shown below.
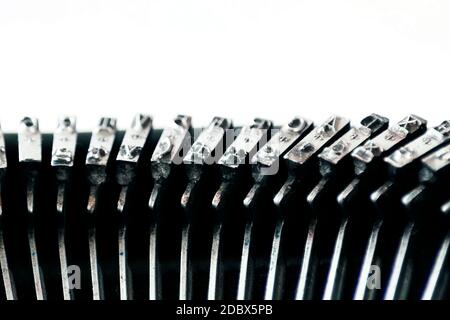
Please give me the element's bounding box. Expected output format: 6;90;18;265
0;113;449;301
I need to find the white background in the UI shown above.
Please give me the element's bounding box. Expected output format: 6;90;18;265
0;0;449;132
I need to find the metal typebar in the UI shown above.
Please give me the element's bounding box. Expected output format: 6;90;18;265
421;230;450;300
150;115;192;300
85;117;117;300
238;116;313;300
376;120;450;300
0;123;17;300
181;117;232;300
115;113;152;300
352;116;427;300
287;114;389;300
209;118;272;300
244;116;314;300
51;116;77;300
18;117;46;300
276;116;351;300
327;115;426;300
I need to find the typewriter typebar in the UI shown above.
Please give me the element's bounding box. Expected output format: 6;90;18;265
0;114;449;301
